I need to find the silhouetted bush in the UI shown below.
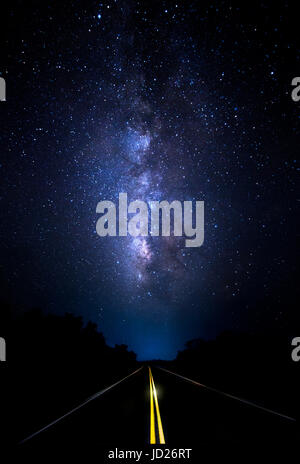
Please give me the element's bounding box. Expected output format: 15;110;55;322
173;330;299;419
2;302;137;444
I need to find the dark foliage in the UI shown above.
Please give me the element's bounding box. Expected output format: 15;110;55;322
169;330;299;419
1;302;137;444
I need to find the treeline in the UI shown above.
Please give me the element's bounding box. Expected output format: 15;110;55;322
2;303;137;444
9;307;136;368
170;331;299;419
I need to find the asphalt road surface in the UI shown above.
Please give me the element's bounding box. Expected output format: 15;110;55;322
17;366;298;459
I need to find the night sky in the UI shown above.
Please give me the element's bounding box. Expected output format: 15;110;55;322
1;1;299;359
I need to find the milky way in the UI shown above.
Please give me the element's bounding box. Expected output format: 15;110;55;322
1;0;299;358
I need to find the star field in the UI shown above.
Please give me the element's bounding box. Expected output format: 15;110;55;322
1;0;299;358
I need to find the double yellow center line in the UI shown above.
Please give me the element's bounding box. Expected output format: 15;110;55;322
149;367;165;444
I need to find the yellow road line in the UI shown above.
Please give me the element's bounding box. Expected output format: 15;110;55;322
149;367;166;444
149;367;156;444
151;371;165;444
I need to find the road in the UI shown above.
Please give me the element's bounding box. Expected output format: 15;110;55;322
18;366;298;457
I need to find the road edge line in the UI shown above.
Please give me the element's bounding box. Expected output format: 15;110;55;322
19;366;144;445
158;367;296;422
